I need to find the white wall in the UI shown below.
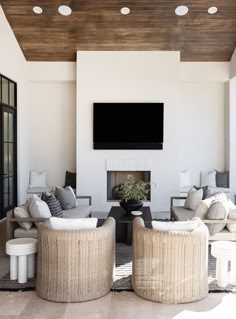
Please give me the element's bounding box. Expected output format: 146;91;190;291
230;49;236;79
0;5;77;204
179;62;229;186
0;6;30;204
77;51;181;213
28;62;76;187
77;53;230;212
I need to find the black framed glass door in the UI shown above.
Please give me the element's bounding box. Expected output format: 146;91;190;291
0;75;17;219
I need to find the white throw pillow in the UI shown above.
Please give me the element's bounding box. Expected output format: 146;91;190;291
29;197;51;228
227;206;236;233
29;170;47;188
47;217;98;230
184;188;203;211
179;169;191;188
14;200;33;231
152;217;200;232
194;193;228;220
200;170;216;187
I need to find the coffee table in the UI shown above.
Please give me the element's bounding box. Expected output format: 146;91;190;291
108;206;152;245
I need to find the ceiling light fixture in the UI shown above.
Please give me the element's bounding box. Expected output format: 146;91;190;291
175;5;189;16
208;7;218;14
33;6;43;14
121;7;130;15
58;5;72;16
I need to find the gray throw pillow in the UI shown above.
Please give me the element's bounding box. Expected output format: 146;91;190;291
55;186;76;210
216;171;229;188
206;200;228;236
42;192;63;218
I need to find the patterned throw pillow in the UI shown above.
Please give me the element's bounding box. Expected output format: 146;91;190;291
42;192;63;218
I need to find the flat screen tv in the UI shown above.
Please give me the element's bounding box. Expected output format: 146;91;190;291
93;103;164;150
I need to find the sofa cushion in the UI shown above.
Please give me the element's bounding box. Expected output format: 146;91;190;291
65;171;76;189
209;228;236;241
29;196;51;228
152;217;200;232
206;200;228;236
47;217;97;230
172;206;194;221
29;170;47;188
200;170;216;187
184;188;203;211
193;185;209;200
55;186;76;210
216;171;229;188
42;192;63;218
226;205;236;233
14;226;38;239
14;201;33;231
62;206;91;219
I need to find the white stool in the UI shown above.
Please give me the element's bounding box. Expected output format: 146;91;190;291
211;241;236;288
6;238;38;284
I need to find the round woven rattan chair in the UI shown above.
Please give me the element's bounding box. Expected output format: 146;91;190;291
36;217;115;302
132;217;209;304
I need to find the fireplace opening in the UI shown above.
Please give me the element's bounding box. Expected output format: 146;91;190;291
107;171;151;201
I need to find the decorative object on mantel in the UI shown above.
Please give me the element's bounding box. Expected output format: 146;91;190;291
120;175;149;213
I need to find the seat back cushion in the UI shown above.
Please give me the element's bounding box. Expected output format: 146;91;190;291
55;186;76;210
14;200;33;231
152;217;200;232
206;200;228;236
29;170;47;188
29;195;51;228
227;205;236;233
184;188;203;211
200;170;216;187
47;217;98;230
42;192;63;218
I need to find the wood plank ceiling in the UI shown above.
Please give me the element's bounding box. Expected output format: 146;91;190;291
1;0;236;62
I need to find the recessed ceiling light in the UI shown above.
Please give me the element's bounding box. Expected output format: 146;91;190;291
121;7;130;15
175;5;189;16
58;5;72;16
33;6;43;14
208;7;218;14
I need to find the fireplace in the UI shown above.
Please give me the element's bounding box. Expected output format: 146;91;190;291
107;171;151;201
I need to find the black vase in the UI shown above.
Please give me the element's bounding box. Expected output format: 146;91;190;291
120;199;143;213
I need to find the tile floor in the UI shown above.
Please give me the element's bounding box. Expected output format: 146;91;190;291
1;214;236;319
0;291;236;319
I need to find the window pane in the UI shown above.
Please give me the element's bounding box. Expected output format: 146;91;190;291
3;112;9;141
9;143;14;176
9;82;15;107
4;143;9;176
9;113;13;142
4;178;9;208
9;177;14;206
2;78;8;104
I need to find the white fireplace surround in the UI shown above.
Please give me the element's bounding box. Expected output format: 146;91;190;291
106;159;151;171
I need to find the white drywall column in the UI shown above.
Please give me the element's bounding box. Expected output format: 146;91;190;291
229;77;236;200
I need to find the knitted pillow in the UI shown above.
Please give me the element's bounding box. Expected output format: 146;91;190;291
42;192;63;218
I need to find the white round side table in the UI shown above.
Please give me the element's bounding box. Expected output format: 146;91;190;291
6;238;38;284
211;241;236;288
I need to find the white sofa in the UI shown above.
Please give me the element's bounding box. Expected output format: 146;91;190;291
171;197;236;242
7;196;92;240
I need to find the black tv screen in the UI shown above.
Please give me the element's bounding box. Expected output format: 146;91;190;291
93;103;164;150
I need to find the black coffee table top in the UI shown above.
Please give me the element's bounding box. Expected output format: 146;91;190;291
108;206;152;223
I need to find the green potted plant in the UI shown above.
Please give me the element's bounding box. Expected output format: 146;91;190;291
120;175;150;213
